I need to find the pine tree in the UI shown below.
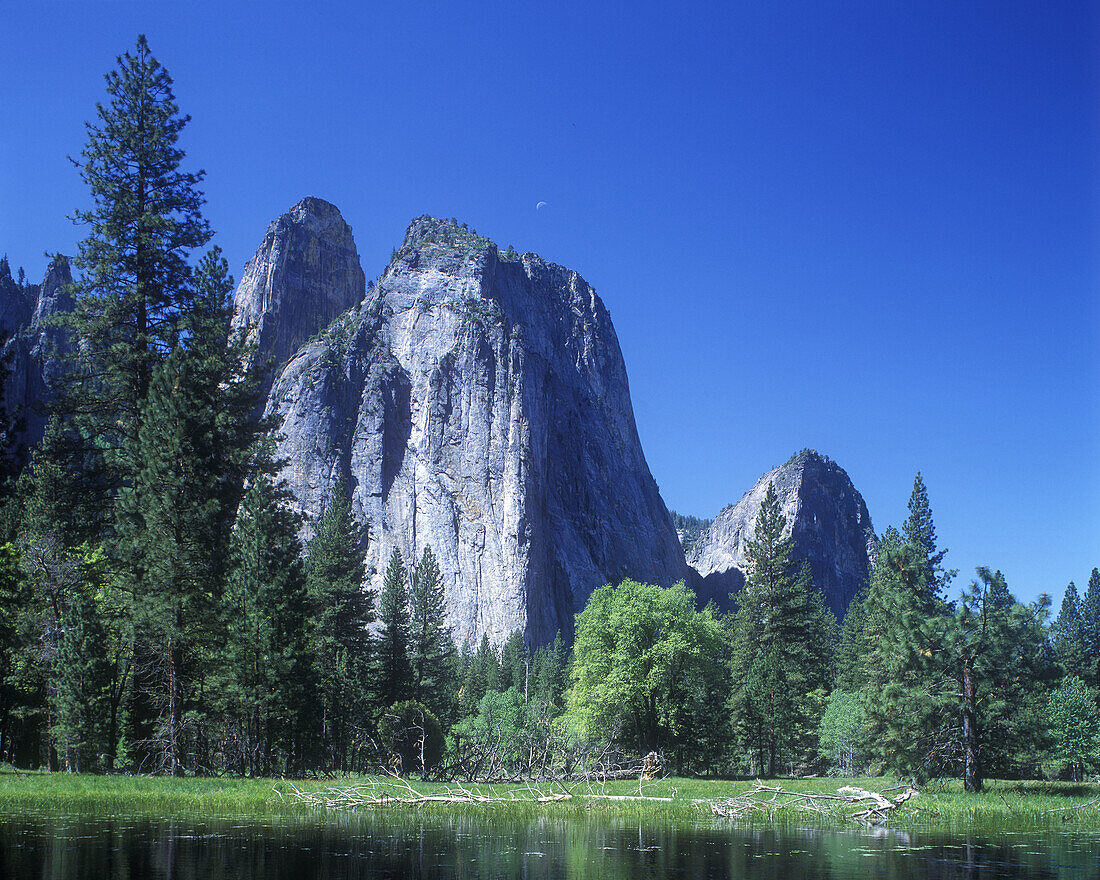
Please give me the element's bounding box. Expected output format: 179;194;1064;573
1052;582;1088;680
1079;568;1100;686
49;36;229;772
860;528;951;781
834;586;869;692
121;247;267;775
51;547;111;773
728;484;835;776
408;546;456;722
903;471;953;600
948;567;1019;792
65;34;211;491
459;634;498;717
224;471;316;775
377;548;413;709
304;480;371;771
530;631;568;712
498;630;527;695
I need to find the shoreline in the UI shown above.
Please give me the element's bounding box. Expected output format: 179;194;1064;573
1;771;1098;831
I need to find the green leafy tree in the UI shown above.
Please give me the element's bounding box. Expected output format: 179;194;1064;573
568;579;723;760
377;548;414;709
1046;676;1099;781
0;543;29;763
817;690;866;776
728;484;835;776
304;481;372;771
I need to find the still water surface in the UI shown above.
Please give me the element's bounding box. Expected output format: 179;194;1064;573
1;811;1097;879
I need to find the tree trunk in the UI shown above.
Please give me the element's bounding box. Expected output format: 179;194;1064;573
962;658;981;792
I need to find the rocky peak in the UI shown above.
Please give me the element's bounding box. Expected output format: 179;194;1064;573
32;255;74;327
688;449;877;619
231;197;366;395
265;212;686;647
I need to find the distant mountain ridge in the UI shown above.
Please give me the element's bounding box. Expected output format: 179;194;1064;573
1;203;881;643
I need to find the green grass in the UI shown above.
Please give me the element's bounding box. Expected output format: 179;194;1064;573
1;768;1097;831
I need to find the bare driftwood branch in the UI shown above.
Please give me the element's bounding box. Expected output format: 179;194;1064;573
276;776;914;823
1042;793;1100;816
710;783;918;824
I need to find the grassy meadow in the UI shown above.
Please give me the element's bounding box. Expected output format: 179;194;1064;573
1;768;1098;831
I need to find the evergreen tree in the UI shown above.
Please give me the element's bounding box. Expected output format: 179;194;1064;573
902;471;953;600
1052;582;1088;679
1078;568;1100;685
861;528;951;781
377;548;413;708
979;593;1056;780
51;547;111;772
120;249;264;774
459;634;503;718
834;585;869;692
224;471;316;775
530;631;568;711
304;480;371;771
948;567;1019;791
728;484;835;776
498;630;527;696
64;34;211;493
408;546;456;722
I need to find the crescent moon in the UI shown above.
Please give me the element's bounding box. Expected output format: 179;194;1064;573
536;201;547;210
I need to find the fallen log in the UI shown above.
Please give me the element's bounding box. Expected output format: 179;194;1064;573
710;782;918;824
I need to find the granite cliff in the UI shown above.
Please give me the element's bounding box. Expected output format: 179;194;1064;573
230;197;366;402
687;450;877;619
237;207;686;646
0;255;73;461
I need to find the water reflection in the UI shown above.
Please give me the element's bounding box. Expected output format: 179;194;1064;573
0;811;1097;879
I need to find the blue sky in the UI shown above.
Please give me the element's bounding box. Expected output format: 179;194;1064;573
2;1;1097;606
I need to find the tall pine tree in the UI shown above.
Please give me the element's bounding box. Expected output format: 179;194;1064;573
408;546;456;723
376;548;414;710
728;483;835;776
1052;582;1088;680
224;470;316;775
304;481;372;771
1082;568;1100;686
861;474;955;781
64;34;212;505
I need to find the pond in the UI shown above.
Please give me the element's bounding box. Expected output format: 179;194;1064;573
1;810;1097;879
